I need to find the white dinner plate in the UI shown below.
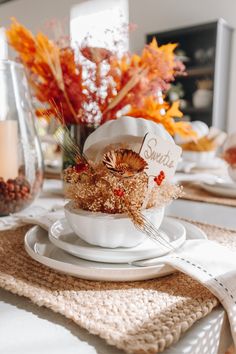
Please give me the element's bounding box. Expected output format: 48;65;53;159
199;181;236;198
49;218;186;263
24;219;207;282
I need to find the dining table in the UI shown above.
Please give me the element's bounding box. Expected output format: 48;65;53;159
0;179;235;354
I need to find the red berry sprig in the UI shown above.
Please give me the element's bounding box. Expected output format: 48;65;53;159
114;188;125;197
75;163;88;173
154;170;165;186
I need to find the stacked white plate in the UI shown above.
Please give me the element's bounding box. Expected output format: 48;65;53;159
178;154;226;173
24;217;207;282
199;180;236;198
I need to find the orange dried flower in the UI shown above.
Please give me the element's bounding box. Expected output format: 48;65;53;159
103;149;148;177
80;46;113;64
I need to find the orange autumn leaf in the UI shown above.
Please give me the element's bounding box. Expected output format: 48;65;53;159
140;38;178;81
165;100;183;119
128;96;195;137
102;37;185;124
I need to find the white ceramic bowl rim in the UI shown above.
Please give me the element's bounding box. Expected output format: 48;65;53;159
65;201;163;220
83;116;174;154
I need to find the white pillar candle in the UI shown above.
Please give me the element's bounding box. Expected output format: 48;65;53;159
0;120;18;180
0;28;8;60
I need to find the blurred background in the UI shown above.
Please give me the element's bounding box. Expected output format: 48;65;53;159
1;0;236;132
1;0;236;184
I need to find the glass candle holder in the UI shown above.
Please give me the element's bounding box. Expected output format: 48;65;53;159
0;60;43;215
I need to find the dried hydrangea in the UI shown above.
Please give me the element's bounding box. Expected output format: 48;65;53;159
147;182;183;209
64;148;182;215
65;163;148;214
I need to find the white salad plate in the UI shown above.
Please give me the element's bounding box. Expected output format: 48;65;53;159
199;181;236;198
49;217;186;263
24;219;207;282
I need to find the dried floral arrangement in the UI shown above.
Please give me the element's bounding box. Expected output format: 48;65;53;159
181;135;217;152
7;18;195;138
60;127;182;242
181;128;227;152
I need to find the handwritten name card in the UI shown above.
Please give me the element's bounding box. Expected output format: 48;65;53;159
140;133;182;182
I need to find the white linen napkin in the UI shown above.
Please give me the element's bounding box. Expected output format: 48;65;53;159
0;206;64;231
14;206;65;230
143;239;236;347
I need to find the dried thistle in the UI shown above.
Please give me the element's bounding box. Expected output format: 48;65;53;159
103;149;148;177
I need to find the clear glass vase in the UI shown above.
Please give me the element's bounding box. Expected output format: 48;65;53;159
62;123;96;170
0;60;44;215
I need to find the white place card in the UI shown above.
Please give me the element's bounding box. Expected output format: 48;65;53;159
140;133;182;182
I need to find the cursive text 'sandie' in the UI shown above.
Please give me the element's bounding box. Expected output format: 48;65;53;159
143;138;174;169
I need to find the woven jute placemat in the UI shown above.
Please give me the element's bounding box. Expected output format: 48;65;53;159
0;221;235;354
181;182;236;207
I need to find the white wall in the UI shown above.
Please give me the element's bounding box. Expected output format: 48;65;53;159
1;0;236;131
0;0;84;33
129;0;236;132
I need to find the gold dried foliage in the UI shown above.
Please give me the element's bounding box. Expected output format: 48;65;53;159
147;182;183;208
64;163;148;214
181;136;216;152
63;145;182;219
64;156;182;215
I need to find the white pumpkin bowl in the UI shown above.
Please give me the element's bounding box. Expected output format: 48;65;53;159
83;116;174;162
64;201;165;248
